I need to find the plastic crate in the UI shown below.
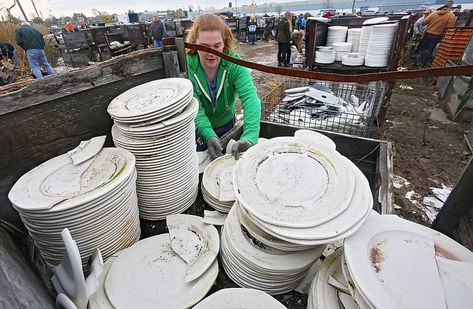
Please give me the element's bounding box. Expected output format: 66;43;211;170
261;79;384;137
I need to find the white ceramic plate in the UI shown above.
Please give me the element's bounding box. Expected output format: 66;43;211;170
104;234;218;309
107;78;192;119
194;288;286;309
233;137;355;228
344;215;448;309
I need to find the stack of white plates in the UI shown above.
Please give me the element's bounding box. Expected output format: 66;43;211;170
232;134;373;247
201;155;237;213
358;17;390;55
332;42;353;62
194;288;286;309
342;53;365;66
108;78;199;220
89;233;219;309
326;26;348;47
347;28;362;53
365;23;397;67
341;214;473;309
220;205;324;295
315;50;336;64
8;147;140;269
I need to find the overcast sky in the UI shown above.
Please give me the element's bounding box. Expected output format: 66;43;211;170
1;0;283;18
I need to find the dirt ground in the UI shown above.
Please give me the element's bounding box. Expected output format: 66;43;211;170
235;41;472;226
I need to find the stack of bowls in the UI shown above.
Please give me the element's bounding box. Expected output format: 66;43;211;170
342;53;365;66
333;42;353;61
315;47;336;64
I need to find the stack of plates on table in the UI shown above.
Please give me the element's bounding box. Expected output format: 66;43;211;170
365;23;397;67
201;155;238;213
194;288;286;309
342;53;365;66
8;144;140;270
347;28;362;53
220;205;325;295
87;215;220;309
315;50;336;64
327;214;473;309
231;133;373;247
108;78;199;220
332;42;353;62
326;26;348;47
358;17;390;55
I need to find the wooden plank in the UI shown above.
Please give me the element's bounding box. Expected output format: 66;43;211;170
163;51;179;78
377;141;394;214
0;48;165;115
432;157;473;237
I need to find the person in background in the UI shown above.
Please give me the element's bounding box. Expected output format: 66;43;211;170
185;14;261;160
413;9;432;35
16;21;55;78
150;15;166;48
415;2;456;67
276;11;292;67
63;22;77;32
248;16;257;44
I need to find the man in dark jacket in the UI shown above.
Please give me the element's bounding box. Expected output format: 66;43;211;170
16;21;55;78
150;15;166;48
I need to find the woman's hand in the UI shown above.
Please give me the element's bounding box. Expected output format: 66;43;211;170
207;137;223;160
231;140;253;160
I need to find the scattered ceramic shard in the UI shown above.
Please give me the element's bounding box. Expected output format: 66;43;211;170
166;214;220;282
203;210;227;226
285;86;309;94
67;136;106;165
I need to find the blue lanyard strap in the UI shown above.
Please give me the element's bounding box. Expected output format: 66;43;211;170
201;63;218;105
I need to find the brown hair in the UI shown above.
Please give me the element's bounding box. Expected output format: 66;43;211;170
186;13;236;55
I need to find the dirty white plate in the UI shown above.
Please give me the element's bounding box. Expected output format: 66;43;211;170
9;148;135;211
233;137;355;228
344;215;447;309
194;288;286;309
294;129;336;150
107;78;192;120
436;256;473;309
104;234;218;309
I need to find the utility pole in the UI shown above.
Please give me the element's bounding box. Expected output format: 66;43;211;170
235;0;238;16
30;0;42;20
15;0;29;22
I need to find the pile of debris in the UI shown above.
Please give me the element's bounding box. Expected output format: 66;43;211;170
267;84;371;134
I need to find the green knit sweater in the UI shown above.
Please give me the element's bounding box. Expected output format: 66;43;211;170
187;51;261;145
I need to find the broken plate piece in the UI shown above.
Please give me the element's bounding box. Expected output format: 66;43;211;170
305;88;341;107
67;136;106;165
203;210;227;226
285;86;309;94
436;257;473;309
166;214;220;282
197;150;212;174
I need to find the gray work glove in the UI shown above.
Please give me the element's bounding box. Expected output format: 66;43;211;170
231;140;253;160
207;136;223;160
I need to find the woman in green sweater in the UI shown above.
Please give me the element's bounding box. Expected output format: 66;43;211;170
186;14;261;160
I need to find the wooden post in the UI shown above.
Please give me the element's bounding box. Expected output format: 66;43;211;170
163;51;180;78
174;38;187;77
432;157;473;237
308;20;316;71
